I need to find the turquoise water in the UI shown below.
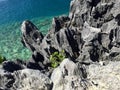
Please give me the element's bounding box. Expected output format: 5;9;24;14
0;0;71;60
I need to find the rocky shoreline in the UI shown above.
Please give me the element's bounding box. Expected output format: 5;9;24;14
1;0;120;90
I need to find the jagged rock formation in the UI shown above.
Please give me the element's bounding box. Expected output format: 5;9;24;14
51;59;87;90
21;0;120;64
69;0;120;63
0;69;52;90
0;0;120;90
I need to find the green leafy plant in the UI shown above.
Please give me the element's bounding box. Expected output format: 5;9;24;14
50;50;66;68
0;55;6;64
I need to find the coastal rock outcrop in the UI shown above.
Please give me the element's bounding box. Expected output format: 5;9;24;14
51;59;87;90
0;0;120;90
0;69;52;90
51;59;120;90
20;0;120;64
69;0;120;63
87;61;120;90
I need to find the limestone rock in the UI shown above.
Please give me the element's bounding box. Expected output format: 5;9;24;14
1;0;120;89
68;0;120;62
0;69;52;90
87;61;120;90
21;20;44;52
51;59;87;90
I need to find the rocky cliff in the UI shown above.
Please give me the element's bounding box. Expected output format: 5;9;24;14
0;0;120;90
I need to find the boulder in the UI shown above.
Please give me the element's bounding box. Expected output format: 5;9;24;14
51;58;88;90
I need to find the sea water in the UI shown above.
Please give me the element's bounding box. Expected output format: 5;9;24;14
0;0;71;60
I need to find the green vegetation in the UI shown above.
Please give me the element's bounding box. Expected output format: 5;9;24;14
50;50;66;68
0;55;6;64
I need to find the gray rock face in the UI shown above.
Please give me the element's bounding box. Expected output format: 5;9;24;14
51;59;87;90
68;0;120;63
69;0;115;28
21;20;49;71
20;0;120;63
19;0;120;89
1;0;120;90
87;61;120;90
1;59;120;90
0;69;52;90
51;59;120;90
21;20;44;52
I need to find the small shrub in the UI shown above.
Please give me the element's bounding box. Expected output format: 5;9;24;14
0;55;5;64
50;50;66;68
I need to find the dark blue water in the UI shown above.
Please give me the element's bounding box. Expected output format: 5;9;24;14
0;0;71;24
0;0;71;60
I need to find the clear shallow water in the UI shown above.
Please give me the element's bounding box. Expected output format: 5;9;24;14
0;0;71;60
